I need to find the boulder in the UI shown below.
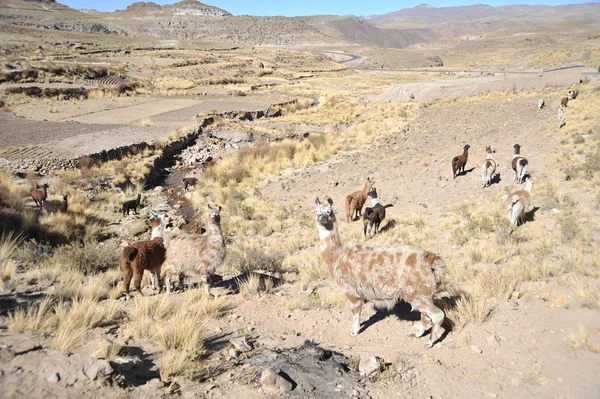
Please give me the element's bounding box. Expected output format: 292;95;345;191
260;367;293;393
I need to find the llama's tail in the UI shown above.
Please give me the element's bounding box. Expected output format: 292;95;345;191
383;204;394;209
452;158;459;176
121;246;137;270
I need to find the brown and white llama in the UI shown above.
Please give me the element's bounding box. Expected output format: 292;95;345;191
121;218;167;299
506;178;534;226
31;183;49;208
512;144;529;184
452;145;470;179
481;146;497;188
163;205;226;295
315;197;446;348
345;177;373;223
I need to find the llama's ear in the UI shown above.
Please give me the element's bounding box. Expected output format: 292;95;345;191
315;197;321;205
217;206;222;212
326;197;333;206
208;204;212;210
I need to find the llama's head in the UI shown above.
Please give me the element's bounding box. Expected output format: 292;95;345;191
485;146;495;154
62;195;68;201
208;205;222;225
367;187;378;199
147;210;163;227
513;143;521;154
315;197;335;229
463;144;471;151
42;183;49;189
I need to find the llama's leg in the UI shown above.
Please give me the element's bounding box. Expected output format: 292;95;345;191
150;271;156;290
165;271;172;293
178;273;185;291
347;294;364;336
133;269;144;296
414;311;433;338
123;266;133;300
413;298;445;348
201;275;213;297
154;270;161;291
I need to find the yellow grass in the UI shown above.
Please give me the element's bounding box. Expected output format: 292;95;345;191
7;297;57;333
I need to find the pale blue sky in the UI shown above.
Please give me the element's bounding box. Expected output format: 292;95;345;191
61;0;597;16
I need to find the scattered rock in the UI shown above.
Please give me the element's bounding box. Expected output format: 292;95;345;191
112;356;143;371
230;337;253;353
552;208;560;214
511;376;522;387
537;99;545;109
154;186;164;192
470;345;483;354
358;354;381;376
228;348;240;358
48;372;60;383
511;291;521;300
84;359;113;380
260;367;294;393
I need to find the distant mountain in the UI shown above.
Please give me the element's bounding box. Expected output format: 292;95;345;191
1;0;599;47
369;2;600;28
302;16;437;48
118;1;231;17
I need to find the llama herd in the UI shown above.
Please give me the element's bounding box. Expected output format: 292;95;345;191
27;91;574;349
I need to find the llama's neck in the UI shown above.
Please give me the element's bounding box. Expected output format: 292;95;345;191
317;220;343;275
463;148;469;157
486;153;493;160
370;197;381;206
525;182;533;193
513;154;521;159
151;220;165;240
207;221;225;243
362;183;371;196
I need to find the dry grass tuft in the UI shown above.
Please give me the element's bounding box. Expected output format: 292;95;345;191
569;326;600;353
7;297;57;333
441;291;494;330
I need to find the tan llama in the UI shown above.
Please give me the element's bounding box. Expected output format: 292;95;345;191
481;146;497;188
315;197;446;348
506;178;534;226
345;177;373;223
163;205;225;295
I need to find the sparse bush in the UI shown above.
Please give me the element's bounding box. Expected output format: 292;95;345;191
43;241;120;274
226;247;284;274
